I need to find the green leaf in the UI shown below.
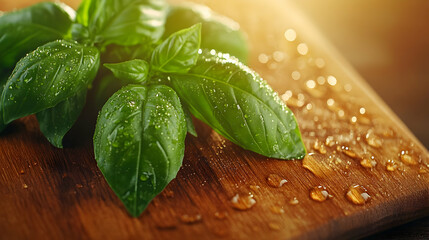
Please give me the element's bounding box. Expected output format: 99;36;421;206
92;74;125;111
104;59;149;84
94;84;186;217
102;44;155;63
1;40;100;124
151;24;201;73
36;89;87;148
0;2;75;69
182;103;197;137
0;72;8;132
164;3;248;63
169;50;306;160
76;0;167;46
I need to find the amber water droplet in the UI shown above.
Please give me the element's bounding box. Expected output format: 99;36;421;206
325;136;335;147
419;167;428;174
270;205;285;214
302;153;325;177
214;211;228;220
284;96;305;108
180;214;202;224
163;190;174;198
268;222;281;231
341;146;358;159
346;185;370;205
400;151;418;165
249;185;261;192
313;139;327;154
22;183;28;189
360;157;377;169
231;193;256;210
366;130;382;148
310;186;331;202
267;174;287;188
289;197;299;205
19;169;25;174
386;159;398;172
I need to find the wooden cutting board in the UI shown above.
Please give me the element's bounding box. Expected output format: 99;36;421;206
1;0;428;239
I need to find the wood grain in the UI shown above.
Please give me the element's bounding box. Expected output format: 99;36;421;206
1;0;428;239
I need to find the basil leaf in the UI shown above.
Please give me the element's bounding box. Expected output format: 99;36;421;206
1;40;100;124
104;59;149;84
94;84;186;217
93;74;124;111
164;3;248;63
76;0;167;46
70;23;90;44
169;50;306;160
103;44;155;63
182;103;197;137
0;73;8;132
151;24;201;73
0;2;75;69
36;90;87;148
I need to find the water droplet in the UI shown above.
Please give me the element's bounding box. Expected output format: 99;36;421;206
289;197;299;205
22;183;28;189
365;130;382;148
76;184;83;188
313;139;327;154
140;174;148;181
231;193;256;210
268;222;281;231
310;186;332;202
270;206;285;214
266;174;287;188
284;96;305;108
325;136;335;147
163;190;174;198
386;159;398;172
360;157;377;169
418;167;428;174
341;146;358;159
19;169;25;174
180;214;202;224
302;153;325;177
399;151;418;165
249;185;261;192
346;185;370;205
214;211;228;220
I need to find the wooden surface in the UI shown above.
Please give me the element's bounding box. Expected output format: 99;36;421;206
290;0;429;150
1;0;429;239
